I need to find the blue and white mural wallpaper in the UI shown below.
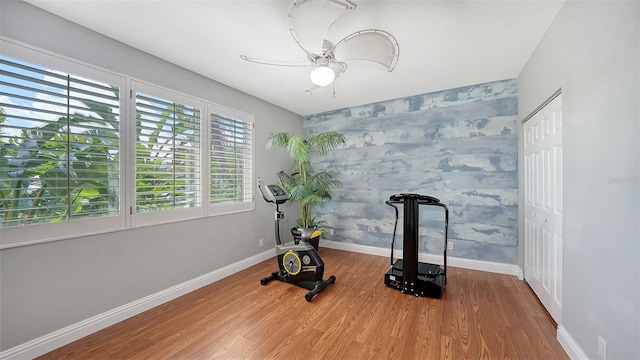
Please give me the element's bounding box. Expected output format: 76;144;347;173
303;79;518;264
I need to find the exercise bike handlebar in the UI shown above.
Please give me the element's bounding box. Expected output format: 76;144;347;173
257;177;272;203
257;176;291;246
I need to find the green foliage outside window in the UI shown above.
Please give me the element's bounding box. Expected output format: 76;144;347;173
1;54;251;230
0;99;120;227
0;99;200;226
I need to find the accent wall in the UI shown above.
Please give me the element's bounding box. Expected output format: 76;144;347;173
304;79;518;264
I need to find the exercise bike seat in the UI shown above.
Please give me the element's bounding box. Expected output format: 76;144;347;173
291;227;322;244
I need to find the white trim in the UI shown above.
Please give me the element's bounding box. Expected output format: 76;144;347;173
0;39;128;248
1;241;526;359
557;325;589;360
320;239;523;277
0;249;275;360
0;37;258;249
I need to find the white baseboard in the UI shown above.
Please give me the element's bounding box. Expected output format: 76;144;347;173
3;241;525;359
320;239;523;277
0;249;275;360
557;325;589;360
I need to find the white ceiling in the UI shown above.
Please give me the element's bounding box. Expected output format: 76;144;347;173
24;0;565;116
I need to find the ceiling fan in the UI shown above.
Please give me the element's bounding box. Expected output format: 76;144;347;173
240;0;399;93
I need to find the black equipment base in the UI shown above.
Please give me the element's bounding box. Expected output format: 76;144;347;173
384;259;445;298
261;270;336;302
384;193;448;299
259;244;335;302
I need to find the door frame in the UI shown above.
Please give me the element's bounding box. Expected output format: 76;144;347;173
519;89;563;323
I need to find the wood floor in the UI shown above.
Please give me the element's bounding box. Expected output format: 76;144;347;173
38;248;568;360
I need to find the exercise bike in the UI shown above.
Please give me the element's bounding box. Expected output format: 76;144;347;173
257;177;336;302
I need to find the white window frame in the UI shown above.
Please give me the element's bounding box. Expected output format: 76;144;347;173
129;81;205;227
206;103;255;215
1;39;127;248
0;39;256;248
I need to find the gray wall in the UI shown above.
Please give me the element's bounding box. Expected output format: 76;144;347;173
4;1;639;358
518;1;639;359
304;79;519;264
0;1;302;351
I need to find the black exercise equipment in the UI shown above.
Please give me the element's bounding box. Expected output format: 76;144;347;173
384;193;449;298
257;177;336;302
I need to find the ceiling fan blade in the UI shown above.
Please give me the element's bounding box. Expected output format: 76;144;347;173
288;0;356;56
332;29;400;71
240;55;311;67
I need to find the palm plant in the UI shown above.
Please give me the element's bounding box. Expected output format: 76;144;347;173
266;131;346;230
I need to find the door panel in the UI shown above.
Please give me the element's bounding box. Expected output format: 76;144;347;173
523;94;562;323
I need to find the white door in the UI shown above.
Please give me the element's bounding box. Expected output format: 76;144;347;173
523;93;563;323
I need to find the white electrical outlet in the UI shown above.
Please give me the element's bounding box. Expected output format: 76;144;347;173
259;238;264;247
447;241;453;250
598;336;607;360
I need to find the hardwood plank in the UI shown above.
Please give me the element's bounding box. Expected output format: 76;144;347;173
37;248;568;360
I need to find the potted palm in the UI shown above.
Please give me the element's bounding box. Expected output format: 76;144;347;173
266;131;346;250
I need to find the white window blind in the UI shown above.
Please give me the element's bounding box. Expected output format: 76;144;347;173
210;112;252;205
0;54;120;228
134;89;202;214
1;41;255;246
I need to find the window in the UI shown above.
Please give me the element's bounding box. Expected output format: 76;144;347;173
0;48;124;245
0;41;254;247
209;105;254;212
132;82;204;225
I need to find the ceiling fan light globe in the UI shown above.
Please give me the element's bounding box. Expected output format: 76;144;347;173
310;65;335;87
